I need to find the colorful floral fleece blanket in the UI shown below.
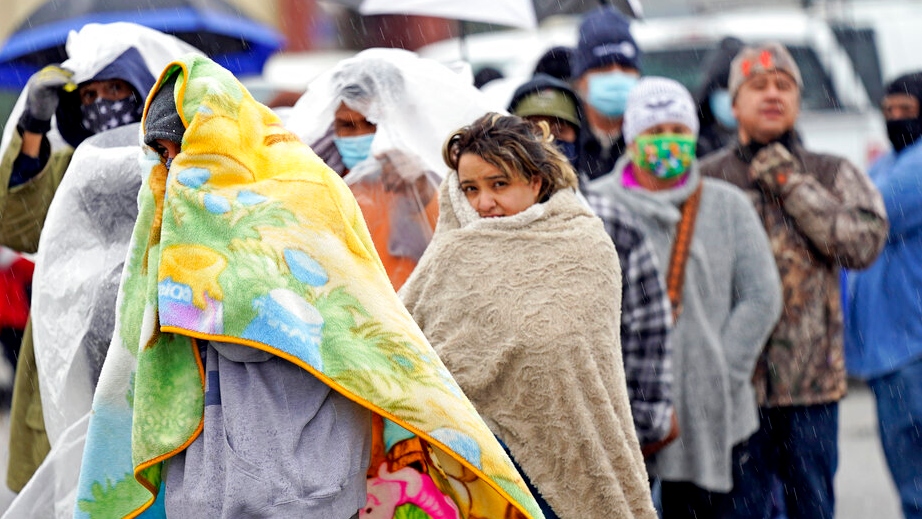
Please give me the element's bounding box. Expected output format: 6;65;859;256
73;54;541;519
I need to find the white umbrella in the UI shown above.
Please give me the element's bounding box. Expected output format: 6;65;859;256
358;0;539;29
335;0;643;63
326;0;642;29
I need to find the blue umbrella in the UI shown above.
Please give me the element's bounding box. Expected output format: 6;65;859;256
0;0;284;89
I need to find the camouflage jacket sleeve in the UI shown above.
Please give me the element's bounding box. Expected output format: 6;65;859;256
750;143;888;269
0;130;73;253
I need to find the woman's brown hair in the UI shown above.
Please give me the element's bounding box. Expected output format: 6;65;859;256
443;113;578;202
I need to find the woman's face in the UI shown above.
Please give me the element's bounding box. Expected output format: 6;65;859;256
457;153;541;218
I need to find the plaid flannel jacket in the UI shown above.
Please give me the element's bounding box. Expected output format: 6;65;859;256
586;192;674;445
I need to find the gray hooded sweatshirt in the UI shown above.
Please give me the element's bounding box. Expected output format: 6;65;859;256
164;341;371;518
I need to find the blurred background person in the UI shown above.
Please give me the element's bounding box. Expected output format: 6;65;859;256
4;119;144;519
693;36;745;158
845;71;922;519
700;42;888;519
570;6;642;182
533;45;575;83
0;247;32;393
585;76;782;518
401;113;657;519
508;73;582;169
509;73;677;459
1;22;200;503
0;43;153;254
473;65;505;89
287;48;499;290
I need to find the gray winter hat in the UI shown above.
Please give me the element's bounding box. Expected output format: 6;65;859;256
143;71;185;148
728;42;803;99
623;77;699;144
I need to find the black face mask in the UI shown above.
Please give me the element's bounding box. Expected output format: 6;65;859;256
886;118;922;153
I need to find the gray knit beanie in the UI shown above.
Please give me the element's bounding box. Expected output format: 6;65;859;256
623;77;699;144
143;72;185;148
727;42;803;100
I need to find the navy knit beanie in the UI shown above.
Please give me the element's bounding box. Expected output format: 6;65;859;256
571;7;641;79
143;71;185;148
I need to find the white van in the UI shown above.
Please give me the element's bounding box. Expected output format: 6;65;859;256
824;0;922;94
419;8;888;169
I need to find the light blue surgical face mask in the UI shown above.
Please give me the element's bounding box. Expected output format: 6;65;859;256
586;71;638;117
333;133;375;170
709;89;737;130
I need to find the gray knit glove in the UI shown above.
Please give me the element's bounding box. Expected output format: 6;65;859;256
19;65;76;134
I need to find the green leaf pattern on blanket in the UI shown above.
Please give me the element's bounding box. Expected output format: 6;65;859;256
167;184;297;253
118;184;158;358
132;333;204;464
77;473;151;518
315;288;423;377
395;503;434;519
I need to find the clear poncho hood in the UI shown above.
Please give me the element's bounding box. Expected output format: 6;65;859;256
286;47;506;180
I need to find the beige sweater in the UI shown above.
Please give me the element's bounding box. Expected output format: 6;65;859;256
400;175;656;519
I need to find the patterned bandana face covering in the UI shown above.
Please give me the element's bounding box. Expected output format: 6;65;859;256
632;134;697;179
80;93;144;134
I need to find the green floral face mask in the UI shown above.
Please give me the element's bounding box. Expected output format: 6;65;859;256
631;134;697;179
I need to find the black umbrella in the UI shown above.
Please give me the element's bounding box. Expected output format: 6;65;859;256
0;0;284;89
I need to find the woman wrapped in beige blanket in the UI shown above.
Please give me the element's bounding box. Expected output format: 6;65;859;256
400;113;657;519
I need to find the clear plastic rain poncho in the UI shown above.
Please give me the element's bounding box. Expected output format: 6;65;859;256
2;24;202;519
3;125;140;519
286;48;504;289
0;22;200;160
23;23;201;444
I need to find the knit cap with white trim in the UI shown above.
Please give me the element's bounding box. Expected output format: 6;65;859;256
622;76;699;144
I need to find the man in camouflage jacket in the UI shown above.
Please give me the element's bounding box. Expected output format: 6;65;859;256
700;42;887;519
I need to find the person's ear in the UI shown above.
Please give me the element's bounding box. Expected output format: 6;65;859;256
530;175;543;199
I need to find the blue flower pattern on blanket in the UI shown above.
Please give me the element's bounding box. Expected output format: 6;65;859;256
242;288;325;370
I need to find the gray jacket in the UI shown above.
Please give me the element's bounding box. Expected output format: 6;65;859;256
586;157;782;492
164;341;371;518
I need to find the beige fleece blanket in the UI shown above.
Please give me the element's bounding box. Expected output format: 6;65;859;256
400;175;657;519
